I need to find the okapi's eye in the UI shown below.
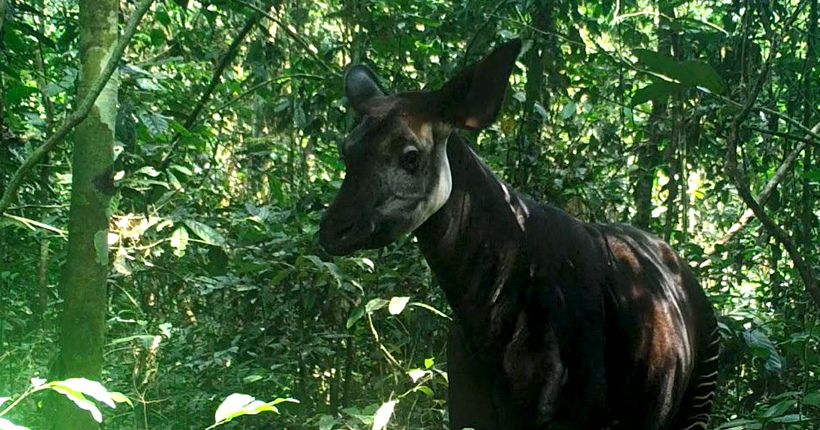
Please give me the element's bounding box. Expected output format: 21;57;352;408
400;146;420;173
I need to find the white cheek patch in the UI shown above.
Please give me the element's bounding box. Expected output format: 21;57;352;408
405;142;452;232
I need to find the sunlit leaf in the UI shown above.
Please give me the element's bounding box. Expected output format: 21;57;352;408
0;418;29;430
171;227;189;256
47;385;102;422
407;369;428;382
366;298;389;314
214;394;275;424
371;400;396;430
388;297;410;315
51;378;117;408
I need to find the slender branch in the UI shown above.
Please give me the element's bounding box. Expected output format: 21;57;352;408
705;137;809;254
725;0;820;309
745;125;820;148
203;73;326;126
184;13;259;130
233;0;338;74
157;12;260;170
708;92;820;145
0;0;155;216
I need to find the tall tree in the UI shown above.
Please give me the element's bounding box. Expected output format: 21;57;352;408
52;0;119;427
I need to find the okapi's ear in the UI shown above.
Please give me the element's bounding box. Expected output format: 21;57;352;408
344;65;385;116
439;39;522;130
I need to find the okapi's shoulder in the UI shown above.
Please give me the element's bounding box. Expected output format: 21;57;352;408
585;223;685;277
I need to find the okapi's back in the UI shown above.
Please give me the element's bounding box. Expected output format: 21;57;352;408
588;223;719;429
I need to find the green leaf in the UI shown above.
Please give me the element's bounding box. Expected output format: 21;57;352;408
388;297;410;315
676;60;724;93
0;397;9;408
318;414;337;430
184;220;225;246
715;418;762;429
243;375;263;384
109;392;133;407
347;306;365;329
51;378;117;408
743;330;782;372
365;298;389;314
413;385;433;396
136;78;164;91
770;413;807;423
0;418;29;430
799;169;820;182
170;164;193;176
47;385;102;422
407;369;428;382
534;103;547;119
801;392;820;407
371;400;396;430
93;230;109;265
633;49;679;77
763;398;795;418
424;358;434;369
560;102;576;120
214;394;277;425
4;85;38;105
136;166;162;177
632;81;682;106
138;110;169;137
171;227;189;256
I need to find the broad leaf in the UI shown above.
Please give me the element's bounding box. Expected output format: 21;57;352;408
366;298;389;314
184;220;226;246
372;400;396;430
388;297;410;315
0;418;29;430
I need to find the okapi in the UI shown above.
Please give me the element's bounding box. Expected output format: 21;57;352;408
319;39;720;430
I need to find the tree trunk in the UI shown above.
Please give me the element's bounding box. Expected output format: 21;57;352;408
633;2;677;230
799;0;817;252
513;0;552;192
0;0;7;34
52;0;118;427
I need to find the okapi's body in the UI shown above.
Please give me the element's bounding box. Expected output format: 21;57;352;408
319;39;719;429
415;132;719;429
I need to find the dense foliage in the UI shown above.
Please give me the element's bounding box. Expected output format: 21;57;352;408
1;0;819;428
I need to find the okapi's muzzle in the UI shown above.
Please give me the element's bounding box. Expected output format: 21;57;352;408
318;201;378;256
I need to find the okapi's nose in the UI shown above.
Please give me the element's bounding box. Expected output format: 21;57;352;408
318;210;356;255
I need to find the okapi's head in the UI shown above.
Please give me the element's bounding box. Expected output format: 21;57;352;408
319;39;521;255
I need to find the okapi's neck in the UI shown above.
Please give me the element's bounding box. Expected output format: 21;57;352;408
414;132;529;326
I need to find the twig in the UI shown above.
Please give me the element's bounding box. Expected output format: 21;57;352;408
705;134;812;255
202;73;326;126
0;0;155;216
155;12;263;171
232;0;338;74
745;125;820;148
725;0;820;309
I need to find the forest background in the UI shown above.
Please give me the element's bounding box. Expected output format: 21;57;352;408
1;0;819;429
